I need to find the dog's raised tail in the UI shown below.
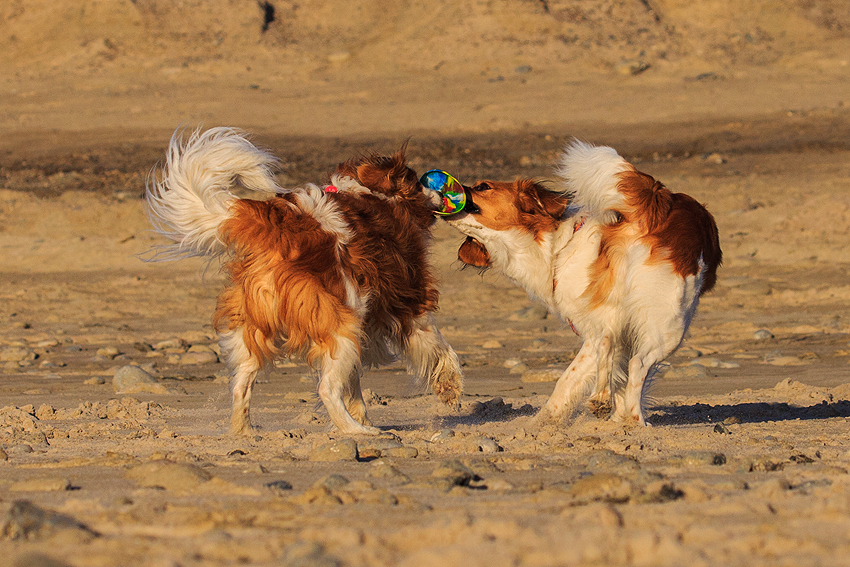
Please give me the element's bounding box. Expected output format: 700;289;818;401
554;139;634;225
144;127;280;261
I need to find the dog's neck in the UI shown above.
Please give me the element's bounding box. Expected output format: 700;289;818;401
487;215;587;312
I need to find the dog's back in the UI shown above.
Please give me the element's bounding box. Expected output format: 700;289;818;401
556;140;722;300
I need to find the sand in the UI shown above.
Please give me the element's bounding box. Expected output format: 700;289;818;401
2;1;850;566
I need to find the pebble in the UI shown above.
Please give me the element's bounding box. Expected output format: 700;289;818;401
153;338;187;351
382;446;418;458
369;460;411;483
265;480;293;494
509;363;529;375
431;460;475;487
430;429;455;442
310;439;358;462
2;500;98;541
520;369;561;383
95;347;119;359
753;329;775;340
615;59;650;75
665;365;709;379
503;358;523;369
125;460;213;491
172;351;218;365
586;450;641;471
669;451;727;467
482;340;504;349
508;304;549;321
328;51;351;63
10;477;72;492
688;357;740;369
312;474;350;491
570;473;633;502
470;436;502;454
0;347;36;363
113;365;168;394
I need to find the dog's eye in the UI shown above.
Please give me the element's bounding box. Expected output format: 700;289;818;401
472;183;491;192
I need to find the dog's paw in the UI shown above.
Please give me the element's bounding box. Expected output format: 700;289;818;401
432;380;462;408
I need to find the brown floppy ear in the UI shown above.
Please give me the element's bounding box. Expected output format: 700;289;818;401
458;236;491;268
517;180;568;220
355;146;413;194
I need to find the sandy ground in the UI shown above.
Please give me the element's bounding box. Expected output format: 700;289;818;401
2;1;850;566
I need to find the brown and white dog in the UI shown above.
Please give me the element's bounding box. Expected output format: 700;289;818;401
145;128;462;435
445;140;721;425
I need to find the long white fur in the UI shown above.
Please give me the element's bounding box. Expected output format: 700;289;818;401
144;127;281;260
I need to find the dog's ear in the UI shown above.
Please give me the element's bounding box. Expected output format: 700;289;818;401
517;180;568;220
458;236;491;268
355;146;417;195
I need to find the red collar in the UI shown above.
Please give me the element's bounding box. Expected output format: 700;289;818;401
324;185;338;193
573;215;586;233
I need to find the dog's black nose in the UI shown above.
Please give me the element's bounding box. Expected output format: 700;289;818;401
463;187;480;214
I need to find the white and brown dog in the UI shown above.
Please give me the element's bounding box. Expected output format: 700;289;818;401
445;140;721;425
145;128;462;435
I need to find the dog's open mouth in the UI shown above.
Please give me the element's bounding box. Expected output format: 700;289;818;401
457;236;491;268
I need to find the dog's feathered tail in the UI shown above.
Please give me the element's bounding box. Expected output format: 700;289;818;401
144;127;280;261
553;139;635;225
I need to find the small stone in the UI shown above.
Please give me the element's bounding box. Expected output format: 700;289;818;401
113;365;167;394
713;423;732;434
509;363;529;374
470;436;501;453
688;357;740;369
175;351;218;365
126;460;213;491
484;478;514;491
570;473;632;502
83;377;106;385
514;64;532;74
314;474;350;490
10;478;72;492
265;480;293;494
705;152;726;164
7;444;34;455
520;369;561;383
503;358;523;369
509;305;549;321
1;500;98;541
0;347;36;363
153;338;186;351
431;460;475;487
95;347;119;359
753;329;774;340
430;429;455;442
310;439;358;462
328;51;351;63
382;446;418;458
481;340;503;349
615;59;650;75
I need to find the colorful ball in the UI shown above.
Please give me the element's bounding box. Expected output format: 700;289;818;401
420;169;466;216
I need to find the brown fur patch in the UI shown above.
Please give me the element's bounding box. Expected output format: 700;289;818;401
214;149;441;368
617;169;722;293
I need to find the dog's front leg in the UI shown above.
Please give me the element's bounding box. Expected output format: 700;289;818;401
540;340;598;419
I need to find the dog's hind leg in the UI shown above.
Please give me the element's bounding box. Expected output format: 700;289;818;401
540;339;599;419
317;335;381;435
404;313;463;407
344;366;373;426
220;328;264;436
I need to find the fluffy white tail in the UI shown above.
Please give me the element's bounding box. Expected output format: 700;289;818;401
553;139;633;224
144;127;280;260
